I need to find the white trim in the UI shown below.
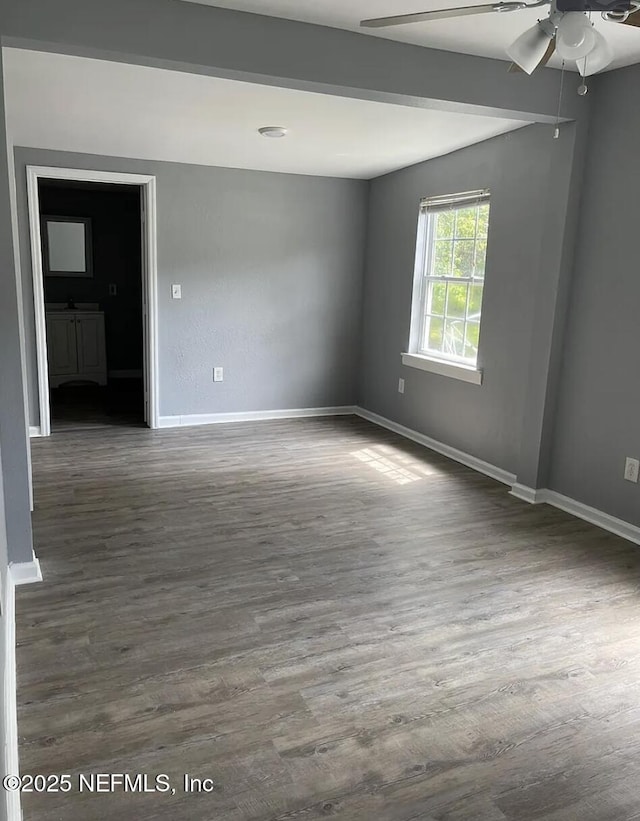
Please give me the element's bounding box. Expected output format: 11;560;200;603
2;556;41;821
28;426;41;438
354;407;515;486
25;166;159;436
27;167;156;186
9;553;43;586
2;558;42;821
26;168;50;436
158;406;357;429
402;353;483;385
108;369;143;379
143;176;160;430
3;572;21;821
508;483;545;504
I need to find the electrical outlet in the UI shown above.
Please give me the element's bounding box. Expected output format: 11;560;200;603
213;367;224;383
171;284;182;299
398;378;405;394
624;457;639;483
108;283;117;296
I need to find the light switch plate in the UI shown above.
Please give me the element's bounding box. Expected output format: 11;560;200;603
398;378;405;394
213;367;224;382
109;283;117;296
171;284;182;299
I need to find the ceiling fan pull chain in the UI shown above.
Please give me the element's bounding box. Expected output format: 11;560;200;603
554;61;566;139
578;8;592;93
578;54;589;95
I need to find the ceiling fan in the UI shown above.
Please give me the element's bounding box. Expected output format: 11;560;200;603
360;1;640;75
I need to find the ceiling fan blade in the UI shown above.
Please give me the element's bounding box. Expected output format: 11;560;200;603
603;2;640;26
360;3;525;27
620;11;640;25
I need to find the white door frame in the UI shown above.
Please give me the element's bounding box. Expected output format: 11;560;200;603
26;166;159;435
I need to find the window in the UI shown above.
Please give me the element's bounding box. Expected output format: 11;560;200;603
408;190;490;376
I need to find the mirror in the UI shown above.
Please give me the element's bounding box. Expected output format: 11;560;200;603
41;216;93;278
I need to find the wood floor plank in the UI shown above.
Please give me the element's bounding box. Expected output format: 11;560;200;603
15;416;640;820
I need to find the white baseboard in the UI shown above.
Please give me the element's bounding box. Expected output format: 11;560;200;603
108;369;142;379
356;408;640;548
510;485;640;546
158;406;357;429
354;407;516;487
509;483;545;504
28;426;41;438
9;553;43;586
542;490;640;546
3;572;21;821
3;554;42;820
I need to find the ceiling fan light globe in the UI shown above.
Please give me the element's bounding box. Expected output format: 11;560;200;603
556;13;597;60
576;29;613;75
506;23;554;74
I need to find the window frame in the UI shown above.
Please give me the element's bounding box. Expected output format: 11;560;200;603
405;189;490;383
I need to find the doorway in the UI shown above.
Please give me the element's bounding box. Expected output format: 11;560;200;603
27;167;159;435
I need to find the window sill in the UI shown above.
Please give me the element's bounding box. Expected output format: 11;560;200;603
401;353;483;385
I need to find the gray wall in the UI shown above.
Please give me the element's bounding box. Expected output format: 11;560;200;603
0;51;32;565
0;44;27;821
359;123;567;475
549;66;640;527
14;148;368;424
513;117;588;490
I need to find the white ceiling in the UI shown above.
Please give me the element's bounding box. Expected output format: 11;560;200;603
2;48;525;180
182;0;640;72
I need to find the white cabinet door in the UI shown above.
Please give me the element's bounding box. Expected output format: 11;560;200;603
46;315;78;375
76;313;107;378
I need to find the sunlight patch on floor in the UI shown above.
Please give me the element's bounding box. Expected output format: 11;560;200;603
351;445;439;485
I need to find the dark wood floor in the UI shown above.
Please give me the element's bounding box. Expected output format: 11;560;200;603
16;416;640;820
50;380;145;432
